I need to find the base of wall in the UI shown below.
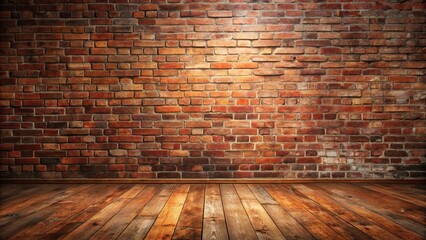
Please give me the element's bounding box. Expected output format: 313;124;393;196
1;178;425;184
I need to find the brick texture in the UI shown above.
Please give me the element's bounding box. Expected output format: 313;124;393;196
0;1;425;179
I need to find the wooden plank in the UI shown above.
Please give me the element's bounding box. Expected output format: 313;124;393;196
0;184;92;227
144;184;190;240
289;184;385;240
263;204;314;240
7;184;122;240
346;183;425;224
0;183;424;240
62;185;143;240
118;217;156;240
117;184;175;240
234;184;285;240
241;199;286;239
0;184;38;200
139;184;176;216
116;184;145;199
389;184;426;200
38;184;134;240
172;184;205;240
0;185;94;239
234;184;256;200
363;184;426;208
247;184;278;205
282;184;372;240
202;184;228;240
0;184;43;202
333;183;426;236
264;184;346;240
220;184;257;240
315;183;423;240
409;184;426;191
0;184;72;211
205;183;220;195
0;202;56;239
90;185;159;240
293;184;401;240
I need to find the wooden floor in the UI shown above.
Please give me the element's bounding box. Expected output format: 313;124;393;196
0;183;425;240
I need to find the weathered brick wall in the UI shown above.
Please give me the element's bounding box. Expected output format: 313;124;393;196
0;1;425;179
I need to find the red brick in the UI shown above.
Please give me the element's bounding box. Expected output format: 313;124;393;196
185;62;210;69
132;62;157;69
233;33;258;39
109;122;140;128
134;40;165;47
155;106;182;113
133;129;161;135
389;76;417;82
232;128;257;135
63;34;89;40
274;33;302;39
207;11;232;17
300;69;326;75
211;62;232;69
228;106;253;113
91;33;113;40
320;47;342;54
182;106;211;113
297;55;328;62
159;63;184;69
234;62;258;69
61;143;86;150
158;48;185;55
91;48;116;55
274;62;307;68
251;56;281;62
112;107;140;114
62;157;87;164
156;19;186;25
253;69;284;76
252;40;281;47
295;40;332;47
206;143;230;150
187;18;214;25
109;136;142;142
207;40;236;47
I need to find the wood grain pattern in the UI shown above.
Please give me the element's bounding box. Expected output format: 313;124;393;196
118;184;176;240
292;184;401;240
235;184;285;239
9;184;111;240
144;184;190;240
202;184;228;240
62;185;140;240
41;185;133;240
0;184;91;227
172;184;205;240
362;184;426;208
0;183;424;240
221;184;258;240
314;183;424;240
90;185;159;240
329;183;425;237
264;184;347;240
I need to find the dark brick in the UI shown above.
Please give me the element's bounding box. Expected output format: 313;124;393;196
39;157;59;165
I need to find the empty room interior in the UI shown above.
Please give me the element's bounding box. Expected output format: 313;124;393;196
0;0;425;239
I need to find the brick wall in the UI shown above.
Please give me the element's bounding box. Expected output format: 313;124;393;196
0;1;425;179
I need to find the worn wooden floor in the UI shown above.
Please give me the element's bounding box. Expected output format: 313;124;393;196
0;183;425;240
